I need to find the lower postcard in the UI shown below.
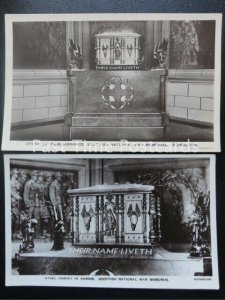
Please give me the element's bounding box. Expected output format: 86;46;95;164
5;154;219;289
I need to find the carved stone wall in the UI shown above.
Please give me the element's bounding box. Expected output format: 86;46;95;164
114;167;210;245
170;21;215;69
10;165;78;237
13;22;66;69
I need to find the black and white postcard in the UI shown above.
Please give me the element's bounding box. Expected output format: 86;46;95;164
1;13;222;152
5;154;219;289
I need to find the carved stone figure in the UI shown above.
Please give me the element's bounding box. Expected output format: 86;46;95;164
190;191;210;257
181;21;199;66
171;21;199;67
37;173;50;238
50;220;65;251
19;213;38;253
152;38;168;68
17;170;28;211
49;172;64;221
68;39;83;69
23;170;38;219
11;168;22;239
43;172;53;237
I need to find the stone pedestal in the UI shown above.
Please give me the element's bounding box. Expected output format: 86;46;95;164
63;70;169;141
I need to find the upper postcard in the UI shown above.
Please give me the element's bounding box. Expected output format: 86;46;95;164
2;13;222;152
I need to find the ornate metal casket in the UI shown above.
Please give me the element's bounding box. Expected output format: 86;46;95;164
68;183;161;247
95;32;141;69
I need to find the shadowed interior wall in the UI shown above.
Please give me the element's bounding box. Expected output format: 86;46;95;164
13;22;66;69
103;158;210;246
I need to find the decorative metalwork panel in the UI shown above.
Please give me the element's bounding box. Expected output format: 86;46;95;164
100;76;134;110
70;187;160;245
95;32;141;70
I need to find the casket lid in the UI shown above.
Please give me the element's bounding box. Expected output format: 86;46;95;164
95;31;141;38
67;183;154;195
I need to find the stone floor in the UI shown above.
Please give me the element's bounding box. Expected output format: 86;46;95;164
10;121;213;142
12;241;204;276
12;239;71;275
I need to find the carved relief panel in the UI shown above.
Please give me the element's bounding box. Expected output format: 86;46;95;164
13;22;66;69
170;20;215;69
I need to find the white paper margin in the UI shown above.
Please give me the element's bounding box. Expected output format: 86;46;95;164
5;153;219;289
1;13;222;153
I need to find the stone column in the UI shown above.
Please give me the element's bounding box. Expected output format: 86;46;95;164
99;195;104;243
115;194;120;243
67;69;76;113
156;195;162;242
119;194;125;243
145;21;154;69
74;195;80;243
71;196;75;243
95;195;100;243
149;193;156;243
82;22;90;70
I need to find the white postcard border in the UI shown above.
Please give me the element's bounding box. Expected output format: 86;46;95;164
1;13;222;152
5;154;219;289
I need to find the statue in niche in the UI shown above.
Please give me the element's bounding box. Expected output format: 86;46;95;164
171;21;199;67
68;39;83;69
152;38;168;68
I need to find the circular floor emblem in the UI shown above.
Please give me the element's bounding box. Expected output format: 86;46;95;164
89;269;115;276
101;76;134;110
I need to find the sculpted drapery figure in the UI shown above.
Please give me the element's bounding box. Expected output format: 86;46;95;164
49;172;64;221
36;172;50;238
23;170;38;219
11;168;22;238
172;21;199;67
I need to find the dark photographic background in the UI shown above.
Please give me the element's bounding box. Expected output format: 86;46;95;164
0;0;225;299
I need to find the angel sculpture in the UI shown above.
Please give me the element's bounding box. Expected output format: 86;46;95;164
152;38;168;68
68;39;83;69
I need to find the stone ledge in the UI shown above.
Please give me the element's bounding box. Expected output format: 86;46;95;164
167;69;214;82
14;69;67;78
11;116;64;129
13;69;68;84
169;116;213;128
